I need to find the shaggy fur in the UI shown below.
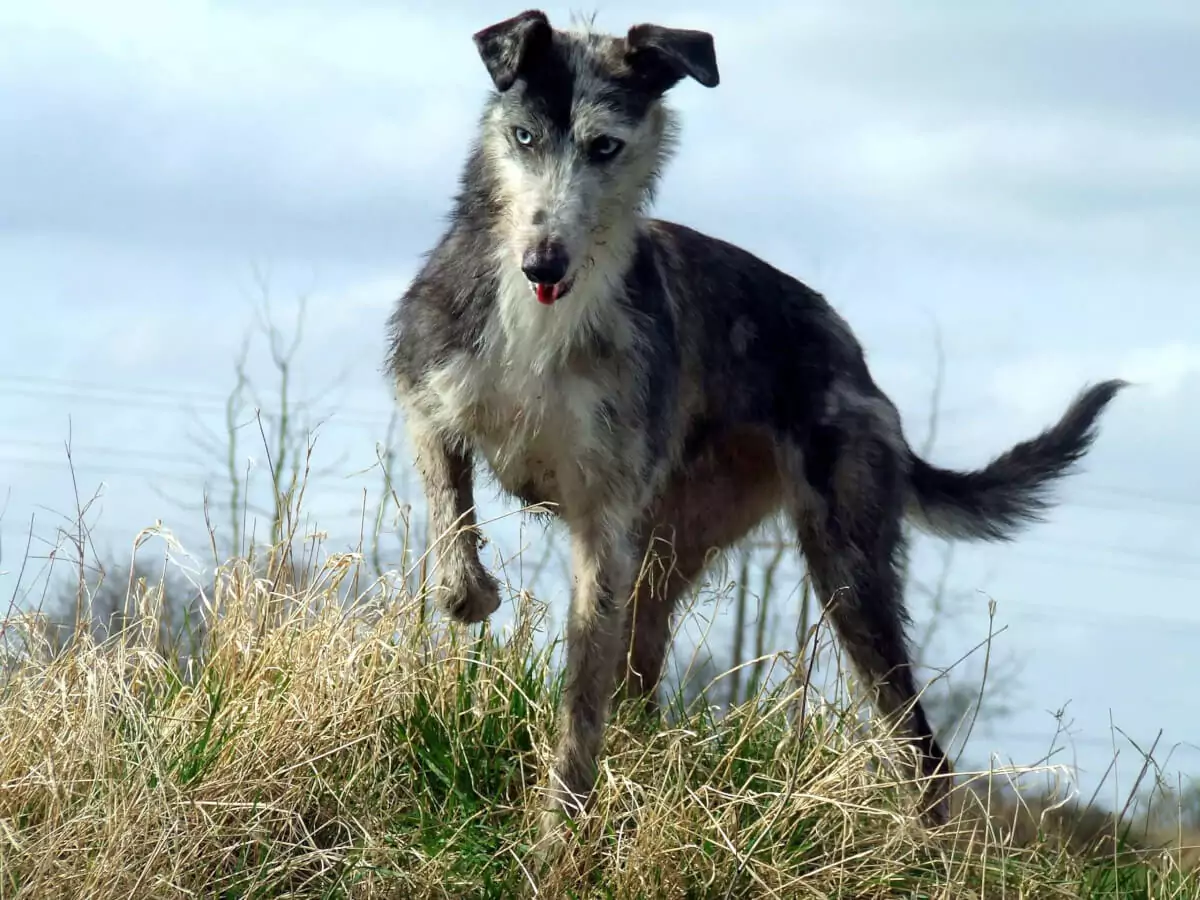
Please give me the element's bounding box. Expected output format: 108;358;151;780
384;9;1125;837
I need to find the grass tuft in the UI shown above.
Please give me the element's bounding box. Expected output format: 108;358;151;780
1;549;1196;899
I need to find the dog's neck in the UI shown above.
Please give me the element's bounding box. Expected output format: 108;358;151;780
485;220;644;377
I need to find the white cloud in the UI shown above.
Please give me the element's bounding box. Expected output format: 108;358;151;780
989;341;1200;420
5;0;1197;276
1120;342;1200;398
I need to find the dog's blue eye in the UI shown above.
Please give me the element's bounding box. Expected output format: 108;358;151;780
588;135;625;161
513;127;534;147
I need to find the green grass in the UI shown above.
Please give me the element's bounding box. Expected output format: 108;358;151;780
0;552;1196;899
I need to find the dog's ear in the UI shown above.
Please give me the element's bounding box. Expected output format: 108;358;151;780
472;10;553;92
625;23;719;95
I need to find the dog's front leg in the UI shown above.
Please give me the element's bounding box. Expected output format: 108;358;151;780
409;412;501;624
540;516;634;839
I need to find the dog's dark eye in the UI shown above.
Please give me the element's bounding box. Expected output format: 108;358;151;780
588;135;625;162
513;127;535;147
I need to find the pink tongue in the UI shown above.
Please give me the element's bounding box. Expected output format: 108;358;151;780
535;283;558;305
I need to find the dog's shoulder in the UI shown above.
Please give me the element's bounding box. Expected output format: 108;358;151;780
639;217;873;399
385;220;497;391
643;219;820;300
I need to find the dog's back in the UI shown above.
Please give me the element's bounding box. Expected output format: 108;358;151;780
644;219;879;440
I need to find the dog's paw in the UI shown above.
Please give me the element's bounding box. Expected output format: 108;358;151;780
437;566;502;624
532;808;571;864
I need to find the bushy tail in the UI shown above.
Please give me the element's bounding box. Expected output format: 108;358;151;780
906;380;1127;542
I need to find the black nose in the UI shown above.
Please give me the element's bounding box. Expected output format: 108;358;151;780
521;242;569;284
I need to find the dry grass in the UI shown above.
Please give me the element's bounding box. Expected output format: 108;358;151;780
1;544;1198;899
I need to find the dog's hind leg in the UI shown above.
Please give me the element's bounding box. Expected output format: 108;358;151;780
622;428;783;712
781;428;952;827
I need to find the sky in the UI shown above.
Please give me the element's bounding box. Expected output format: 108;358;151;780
1;0;1198;805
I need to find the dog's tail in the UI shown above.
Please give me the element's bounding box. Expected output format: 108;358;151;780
906;379;1126;542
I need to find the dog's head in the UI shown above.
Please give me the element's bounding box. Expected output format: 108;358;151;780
473;10;718;306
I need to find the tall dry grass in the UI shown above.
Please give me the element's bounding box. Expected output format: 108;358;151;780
1;531;1197;899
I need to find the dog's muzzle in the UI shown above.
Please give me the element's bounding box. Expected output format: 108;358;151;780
521;240;572;305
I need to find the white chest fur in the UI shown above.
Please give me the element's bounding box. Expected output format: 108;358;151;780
416;308;621;509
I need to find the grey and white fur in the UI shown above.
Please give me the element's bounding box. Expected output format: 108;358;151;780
385;9;1125;836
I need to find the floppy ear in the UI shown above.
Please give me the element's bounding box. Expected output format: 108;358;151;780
625;23;719;95
472;9;553;92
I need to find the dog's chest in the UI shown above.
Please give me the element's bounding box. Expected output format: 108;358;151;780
421;350;613;503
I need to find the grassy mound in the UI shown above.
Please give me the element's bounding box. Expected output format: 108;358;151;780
1;552;1196;899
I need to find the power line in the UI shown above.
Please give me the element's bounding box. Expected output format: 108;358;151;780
992;599;1200;631
0;454;210;484
1029;537;1200;570
975;731;1200;755
1;373;242;405
3;438;204;467
1008;549;1200;582
1058;499;1200;521
1079;482;1200;511
0;453;362;488
2;372;386;416
0;374;393;430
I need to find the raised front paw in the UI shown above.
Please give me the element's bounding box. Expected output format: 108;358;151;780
437;564;502;624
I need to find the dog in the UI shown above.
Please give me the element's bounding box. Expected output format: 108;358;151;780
384;8;1125;837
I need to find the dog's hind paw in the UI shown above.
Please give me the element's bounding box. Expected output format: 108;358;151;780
437;566;502;624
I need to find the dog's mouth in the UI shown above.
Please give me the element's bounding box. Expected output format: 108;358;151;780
531;279;572;306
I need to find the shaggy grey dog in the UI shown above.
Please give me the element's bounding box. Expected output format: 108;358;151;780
385;9;1125;835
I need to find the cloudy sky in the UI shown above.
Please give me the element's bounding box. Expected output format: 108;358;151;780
2;0;1198;801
